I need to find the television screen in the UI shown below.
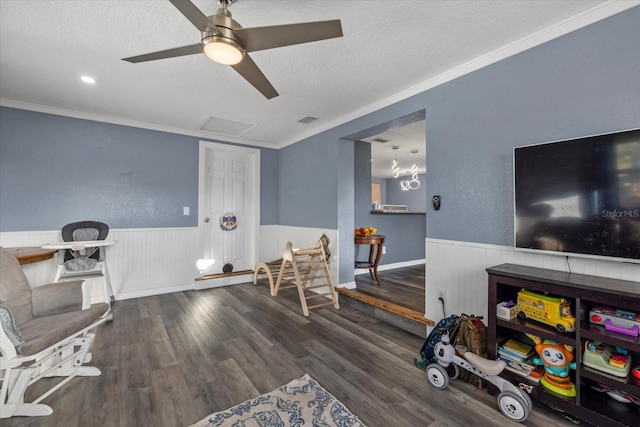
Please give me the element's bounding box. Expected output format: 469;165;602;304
514;128;640;262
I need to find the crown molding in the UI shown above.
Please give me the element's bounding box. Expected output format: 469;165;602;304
0;98;279;150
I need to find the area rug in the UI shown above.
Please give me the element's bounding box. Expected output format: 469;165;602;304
189;374;367;427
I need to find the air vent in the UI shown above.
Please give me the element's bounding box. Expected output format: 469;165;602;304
200;116;256;137
372;137;389;143
297;116;318;124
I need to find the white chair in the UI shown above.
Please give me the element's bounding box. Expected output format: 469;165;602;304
0;246;110;418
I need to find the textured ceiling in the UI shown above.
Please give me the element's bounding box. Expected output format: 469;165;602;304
0;0;630;151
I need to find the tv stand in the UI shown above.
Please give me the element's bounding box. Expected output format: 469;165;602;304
486;264;640;427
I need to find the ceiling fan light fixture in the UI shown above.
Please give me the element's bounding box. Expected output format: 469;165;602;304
203;36;244;65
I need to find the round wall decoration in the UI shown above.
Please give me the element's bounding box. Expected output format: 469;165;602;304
220;212;237;231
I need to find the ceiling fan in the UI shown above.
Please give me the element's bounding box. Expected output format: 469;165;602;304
122;0;343;99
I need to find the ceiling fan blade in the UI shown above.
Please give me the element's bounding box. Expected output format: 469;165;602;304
231;55;279;99
122;43;203;63
168;0;217;33
234;20;343;52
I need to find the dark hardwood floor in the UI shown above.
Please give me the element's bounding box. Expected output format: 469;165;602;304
354;264;425;312
5;281;581;427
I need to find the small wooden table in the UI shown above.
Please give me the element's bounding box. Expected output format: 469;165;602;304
6;247;57;265
354;234;385;286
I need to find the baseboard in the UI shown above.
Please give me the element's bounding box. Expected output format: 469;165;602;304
354;259;424;275
114;283;195;301
195;273;255;290
337;281;356;289
196;269;253;281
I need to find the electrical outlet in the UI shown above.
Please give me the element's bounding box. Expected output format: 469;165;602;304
437;289;446;301
382;246;386;254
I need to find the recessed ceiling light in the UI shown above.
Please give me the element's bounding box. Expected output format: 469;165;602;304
80;75;96;84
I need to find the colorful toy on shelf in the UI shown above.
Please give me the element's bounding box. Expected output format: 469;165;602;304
533;341;577;398
517;289;576;332
634;365;640;380
583;341;632;377
589;306;640;337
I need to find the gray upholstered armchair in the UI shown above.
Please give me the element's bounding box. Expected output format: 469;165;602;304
0;246;110;418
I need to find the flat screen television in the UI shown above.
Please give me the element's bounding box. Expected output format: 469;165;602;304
514;128;640;263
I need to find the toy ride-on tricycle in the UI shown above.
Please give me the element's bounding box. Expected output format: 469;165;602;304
425;332;533;423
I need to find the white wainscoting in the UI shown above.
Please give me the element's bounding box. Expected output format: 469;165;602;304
425;238;640;326
1;225;340;302
259;225;281;262
1;228;200;302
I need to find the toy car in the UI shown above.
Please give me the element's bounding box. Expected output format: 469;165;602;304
517;289;576;332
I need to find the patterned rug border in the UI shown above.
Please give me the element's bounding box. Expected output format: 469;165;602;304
189;374;367;427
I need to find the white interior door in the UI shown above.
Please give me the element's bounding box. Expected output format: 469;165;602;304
199;141;259;274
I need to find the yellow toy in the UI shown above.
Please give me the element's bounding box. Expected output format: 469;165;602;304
517;289;576;332
533;341;577;398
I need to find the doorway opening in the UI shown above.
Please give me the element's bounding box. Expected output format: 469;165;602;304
338;110;429;333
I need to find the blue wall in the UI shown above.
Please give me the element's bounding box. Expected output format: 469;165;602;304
385;174;427;211
0;107;280;231
337;139;355;283
260;148;280;225
278;134;339;229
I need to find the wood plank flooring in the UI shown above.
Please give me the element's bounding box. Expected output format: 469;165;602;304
355;264;426;312
5;281;583;427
